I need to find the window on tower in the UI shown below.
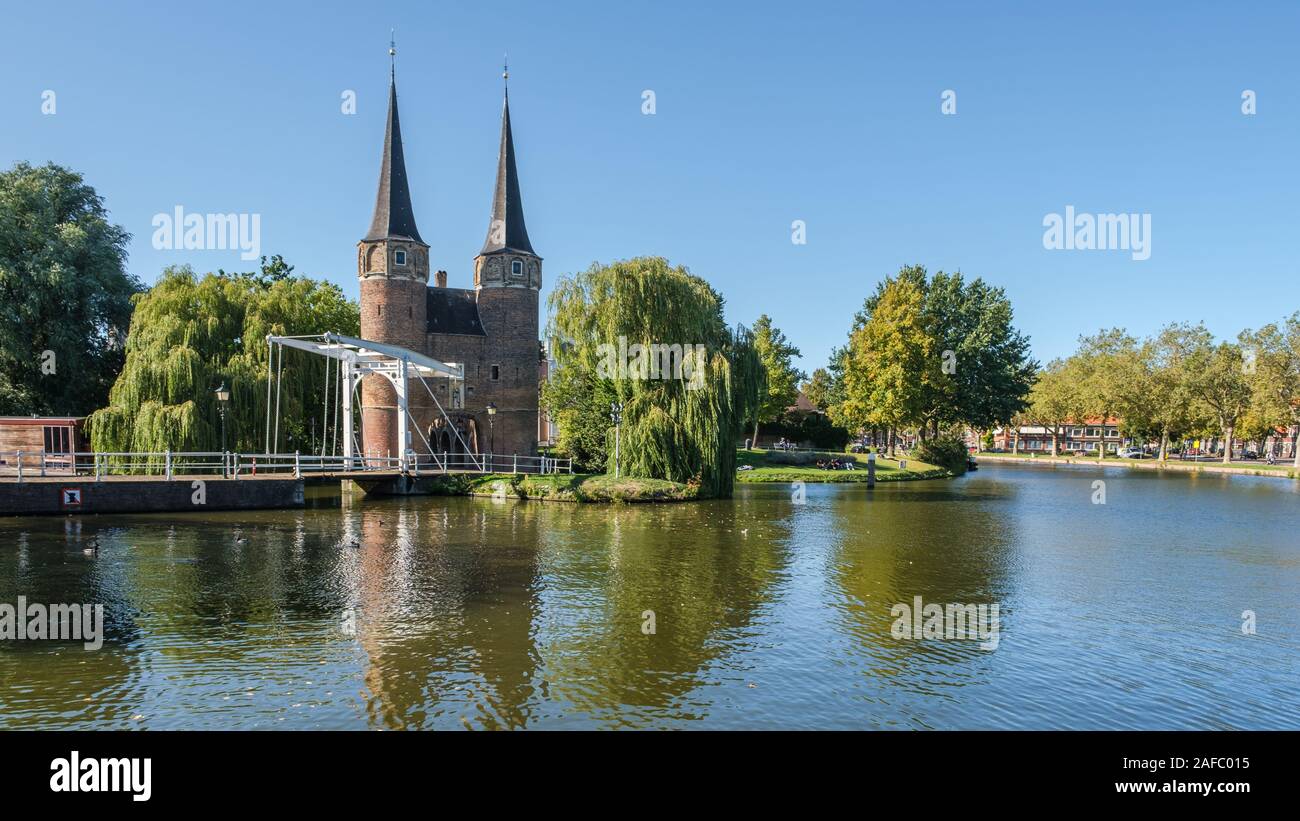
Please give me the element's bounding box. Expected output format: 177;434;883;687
395;250;407;266
491;364;500;381
511;259;523;276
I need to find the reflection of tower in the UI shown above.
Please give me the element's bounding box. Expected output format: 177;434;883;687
357;45;430;461
349;499;544;729
471;62;542;461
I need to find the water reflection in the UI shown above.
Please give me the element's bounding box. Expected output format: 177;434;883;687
1;466;1298;729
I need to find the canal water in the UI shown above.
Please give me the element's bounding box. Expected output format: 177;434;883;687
1;463;1297;730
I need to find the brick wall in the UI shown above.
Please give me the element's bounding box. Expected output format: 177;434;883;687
0;478;305;517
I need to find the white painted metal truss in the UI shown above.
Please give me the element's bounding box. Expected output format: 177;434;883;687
265;332;478;471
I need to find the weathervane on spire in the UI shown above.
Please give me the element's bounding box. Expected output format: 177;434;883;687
389;30;397;78
503;54;509;98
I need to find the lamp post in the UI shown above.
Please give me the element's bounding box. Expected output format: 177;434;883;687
486;402;497;470
610;401;623;478
215;383;230;477
215;383;230;452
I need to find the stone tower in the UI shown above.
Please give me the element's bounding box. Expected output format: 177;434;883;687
357;67;429;461
471;76;541;459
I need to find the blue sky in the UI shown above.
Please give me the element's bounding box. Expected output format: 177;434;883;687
3;1;1297;372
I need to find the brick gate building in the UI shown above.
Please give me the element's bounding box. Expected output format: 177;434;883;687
357;58;541;463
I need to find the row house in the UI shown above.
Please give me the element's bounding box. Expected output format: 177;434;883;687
993;418;1124;454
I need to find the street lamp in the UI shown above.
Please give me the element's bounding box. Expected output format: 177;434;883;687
610;401;623;478
486;402;497;468
215;383;230;452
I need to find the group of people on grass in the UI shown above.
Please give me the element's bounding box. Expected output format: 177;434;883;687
815;457;855;471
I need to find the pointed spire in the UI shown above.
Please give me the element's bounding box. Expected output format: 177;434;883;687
365;36;424;244
479;63;534;256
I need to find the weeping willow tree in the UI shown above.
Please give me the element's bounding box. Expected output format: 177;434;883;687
88;260;359;463
545;257;762;498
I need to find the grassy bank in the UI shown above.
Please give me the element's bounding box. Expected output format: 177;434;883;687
978;451;1299;479
419;472;698;502
735;449;950;483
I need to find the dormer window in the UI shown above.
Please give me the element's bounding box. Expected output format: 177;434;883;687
511;259;523;276
394;250;407;266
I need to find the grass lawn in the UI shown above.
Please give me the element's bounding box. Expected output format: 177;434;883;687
735;449;950;483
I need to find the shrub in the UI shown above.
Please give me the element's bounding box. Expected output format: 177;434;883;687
913;434;969;475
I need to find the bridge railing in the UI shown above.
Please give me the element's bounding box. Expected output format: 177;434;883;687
0;450;572;479
405;452;572;475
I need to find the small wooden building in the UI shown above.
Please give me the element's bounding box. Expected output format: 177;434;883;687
0;416;88;470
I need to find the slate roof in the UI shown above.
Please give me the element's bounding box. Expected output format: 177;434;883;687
426;288;486;336
478;94;535;256
365;77;425;244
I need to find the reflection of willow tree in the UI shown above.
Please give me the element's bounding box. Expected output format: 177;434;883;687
827;484;1017;669
89;259;359;458
0;522;138;728
545;257;762;497
536;498;792;724
353;502;544;730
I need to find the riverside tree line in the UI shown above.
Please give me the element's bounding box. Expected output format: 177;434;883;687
1023;320;1300;466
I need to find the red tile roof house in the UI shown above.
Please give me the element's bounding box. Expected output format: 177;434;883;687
0;416;88;474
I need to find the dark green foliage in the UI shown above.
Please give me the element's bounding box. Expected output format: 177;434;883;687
88;260;359;456
0;162;141;415
912;433;970;475
759;410;850;450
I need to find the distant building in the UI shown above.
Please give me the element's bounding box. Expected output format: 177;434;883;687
786;392;820;415
993;418;1123;453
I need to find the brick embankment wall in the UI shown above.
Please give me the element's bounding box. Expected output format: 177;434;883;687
0;477;305;517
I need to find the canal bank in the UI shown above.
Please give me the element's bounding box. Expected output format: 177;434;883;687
977;452;1299;480
351;472;697;502
0;476;304;516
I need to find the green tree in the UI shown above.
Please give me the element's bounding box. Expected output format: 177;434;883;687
801;367;833;412
1025;358;1086;456
1073;328;1142;455
828;264;1033;452
1186;340;1253;464
1144;323;1212;460
0;162;141;415
88;260;359;458
834;276;933;455
540;354;617;471
1241;314;1300;467
922;271;1036;437
749;314;804;446
544;257;760;498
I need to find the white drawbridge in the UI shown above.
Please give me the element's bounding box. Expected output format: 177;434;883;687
265;332;476;472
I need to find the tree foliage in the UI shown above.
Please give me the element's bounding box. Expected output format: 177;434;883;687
88;259;359;457
544;257;761;498
749;313;804;442
801;367;833;411
0;162;141;415
1028;318;1300;465
826;265;1035;439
